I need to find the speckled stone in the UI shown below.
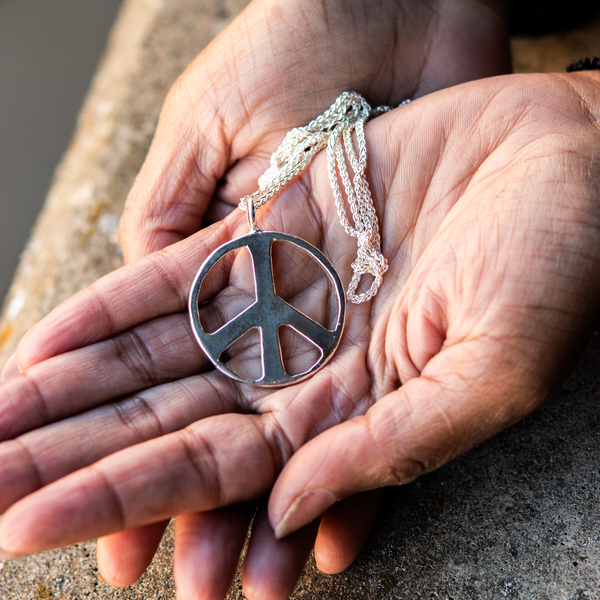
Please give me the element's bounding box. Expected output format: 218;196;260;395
1;2;600;599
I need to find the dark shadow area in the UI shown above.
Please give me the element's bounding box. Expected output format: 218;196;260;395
510;0;600;35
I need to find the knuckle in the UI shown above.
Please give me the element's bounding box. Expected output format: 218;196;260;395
353;407;428;488
93;466;128;528
261;412;295;469
179;427;223;508
87;283;118;336
111;329;159;388
112;394;164;442
21;372;51;428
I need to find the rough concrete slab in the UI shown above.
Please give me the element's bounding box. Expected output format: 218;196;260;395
1;1;600;598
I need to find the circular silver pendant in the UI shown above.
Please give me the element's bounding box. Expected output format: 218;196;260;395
189;231;345;387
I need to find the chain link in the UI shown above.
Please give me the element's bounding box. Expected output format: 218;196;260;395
239;92;409;304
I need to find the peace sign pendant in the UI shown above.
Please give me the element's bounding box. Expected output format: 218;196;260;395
189;230;346;387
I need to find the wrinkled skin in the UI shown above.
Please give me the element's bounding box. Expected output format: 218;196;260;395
114;1;512;591
118;0;511;263
1;72;600;599
61;0;511;596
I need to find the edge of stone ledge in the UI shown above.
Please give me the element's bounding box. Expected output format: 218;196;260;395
0;0;167;366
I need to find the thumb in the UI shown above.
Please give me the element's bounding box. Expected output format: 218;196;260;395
118;78;228;263
269;346;547;539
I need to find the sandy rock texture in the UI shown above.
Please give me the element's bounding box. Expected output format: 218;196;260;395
1;1;600;598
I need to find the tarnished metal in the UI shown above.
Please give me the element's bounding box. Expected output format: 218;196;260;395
189;230;345;387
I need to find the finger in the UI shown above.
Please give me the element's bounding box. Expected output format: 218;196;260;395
314;489;385;574
269;344;547;538
15;218;237;369
0;313;209;440
0;413;278;556
0;372;236;513
97;521;170;587
116;46;275;264
242;504;319;600
118;125;218;264
174;504;255;600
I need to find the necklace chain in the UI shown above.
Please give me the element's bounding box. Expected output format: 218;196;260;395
239;91;409;304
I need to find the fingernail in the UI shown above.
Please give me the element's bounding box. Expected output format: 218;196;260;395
274;489;337;539
0;543;16;561
0;355;20;383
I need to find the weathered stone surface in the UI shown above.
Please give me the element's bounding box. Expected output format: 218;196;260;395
1;2;600;598
0;0;249;366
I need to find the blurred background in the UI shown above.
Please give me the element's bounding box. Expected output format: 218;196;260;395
0;0;123;307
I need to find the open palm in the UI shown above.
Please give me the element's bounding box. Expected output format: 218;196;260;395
3;73;600;600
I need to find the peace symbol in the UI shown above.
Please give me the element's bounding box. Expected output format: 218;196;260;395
189;231;346;387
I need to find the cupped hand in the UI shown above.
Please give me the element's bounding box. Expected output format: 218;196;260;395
114;0;511;588
3;72;600;600
118;0;511;263
268;71;600;538
115;0;511;578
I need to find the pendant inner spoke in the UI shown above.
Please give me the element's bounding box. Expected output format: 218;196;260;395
260;324;287;382
202;305;256;357
279;300;336;351
248;234;276;301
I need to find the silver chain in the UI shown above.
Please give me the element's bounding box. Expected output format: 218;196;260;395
239;91;409;304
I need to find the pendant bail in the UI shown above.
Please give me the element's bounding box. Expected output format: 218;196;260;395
246;198;260;233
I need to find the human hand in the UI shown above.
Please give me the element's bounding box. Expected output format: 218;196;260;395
3;72;600;599
108;0;512;585
267;71;600;539
118;0;512;263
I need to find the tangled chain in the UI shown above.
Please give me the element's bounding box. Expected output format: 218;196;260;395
239;91;409;304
